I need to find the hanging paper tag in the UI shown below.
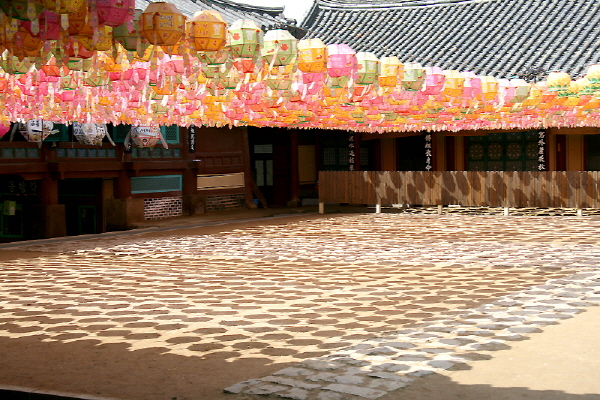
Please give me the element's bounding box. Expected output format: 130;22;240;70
26;0;37;21
61;14;69;31
30;18;39;36
89;0;99;28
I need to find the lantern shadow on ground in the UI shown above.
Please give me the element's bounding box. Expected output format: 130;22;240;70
1;213;600;399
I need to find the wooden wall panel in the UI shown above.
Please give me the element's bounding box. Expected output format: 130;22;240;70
319;171;600;209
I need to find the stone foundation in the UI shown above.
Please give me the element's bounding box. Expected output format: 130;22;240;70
205;193;245;211
144;196;183;220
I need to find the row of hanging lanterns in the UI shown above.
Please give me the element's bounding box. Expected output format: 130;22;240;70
2;1;600;141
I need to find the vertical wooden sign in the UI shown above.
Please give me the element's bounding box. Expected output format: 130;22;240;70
538;130;546;170
348;132;355;171
425;133;433;171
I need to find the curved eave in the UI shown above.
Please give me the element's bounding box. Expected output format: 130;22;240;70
206;0;284;17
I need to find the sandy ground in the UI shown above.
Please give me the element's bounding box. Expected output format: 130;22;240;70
0;210;599;400
381;305;600;400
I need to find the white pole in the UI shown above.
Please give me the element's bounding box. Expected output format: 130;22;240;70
375;203;382;214
504;207;509;216
319;202;325;214
577;208;583;217
437;205;443;215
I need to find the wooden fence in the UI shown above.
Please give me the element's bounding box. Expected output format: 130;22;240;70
319;171;600;208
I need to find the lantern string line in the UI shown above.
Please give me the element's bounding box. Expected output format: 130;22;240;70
261;20;592;81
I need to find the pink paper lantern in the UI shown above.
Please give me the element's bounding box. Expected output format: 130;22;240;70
421;66;445;95
97;0;135;27
461;71;481;99
21;10;60;40
327;44;356;78
302;71;324;84
0;124;10;139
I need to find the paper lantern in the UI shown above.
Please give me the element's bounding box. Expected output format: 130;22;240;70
0;52;33;74
262;29;297;67
402;62;425;91
114;9;150;57
0;15;19;48
298;38;326;73
96;0;134;27
480;76;499;101
355;52;379;85
0;124;10;138
421;66;444;95
0;0;43;21
229;19;262;58
131;125;162;147
73;122;108;145
5;26;43;59
19;120;58;142
67;4;91;36
509;79;531;103
65;39;95;58
68;57;92;71
187;10;227;52
546;72;571;92
42;0;85;14
140;2;186;47
461;71;481;99
196;45;230;65
79;25;113;51
233;57;257;73
442;70;464;97
21;10;60;40
378;56;403;87
264;67;294;90
585;64;600;84
327;44;355;78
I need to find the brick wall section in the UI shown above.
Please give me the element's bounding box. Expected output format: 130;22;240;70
205;193;246;211
144;196;183;220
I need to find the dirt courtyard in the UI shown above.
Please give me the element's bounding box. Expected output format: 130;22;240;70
0;212;599;400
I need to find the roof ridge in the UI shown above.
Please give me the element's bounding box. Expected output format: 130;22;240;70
200;0;284;16
315;0;496;10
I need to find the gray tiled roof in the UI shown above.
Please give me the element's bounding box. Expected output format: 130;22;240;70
135;0;286;27
302;0;600;80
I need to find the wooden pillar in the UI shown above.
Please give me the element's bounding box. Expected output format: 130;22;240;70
289;129;300;206
114;170;131;199
380;138;396;171
39;174;59;205
241;127;255;207
105;170;144;230
566;134;584;171
32;174;66;238
456;136;466;171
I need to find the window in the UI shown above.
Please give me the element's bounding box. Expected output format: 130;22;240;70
131;175;183;194
466;130;542;171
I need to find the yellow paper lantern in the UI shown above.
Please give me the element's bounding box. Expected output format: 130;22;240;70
42;0;85;14
140;2;186;47
78;25;113;51
546;72;571;92
297;38;326;73
442;70;464;97
186;10;227;52
378;56;403;87
480;76;499;101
